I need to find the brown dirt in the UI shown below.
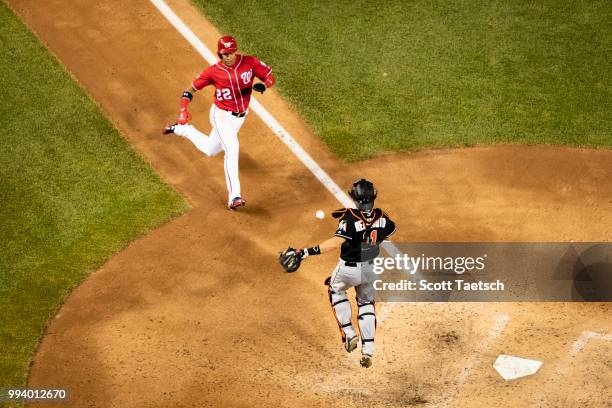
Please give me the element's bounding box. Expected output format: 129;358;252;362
7;0;612;407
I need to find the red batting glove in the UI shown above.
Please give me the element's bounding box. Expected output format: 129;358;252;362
177;108;191;125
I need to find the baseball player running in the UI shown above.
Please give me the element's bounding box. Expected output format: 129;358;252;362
163;35;276;210
279;179;396;368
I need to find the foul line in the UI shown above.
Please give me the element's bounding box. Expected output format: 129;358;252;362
569;330;612;355
149;0;353;208
532;330;612;407
434;314;510;408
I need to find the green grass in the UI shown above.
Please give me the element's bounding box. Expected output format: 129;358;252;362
193;0;612;160
0;2;187;395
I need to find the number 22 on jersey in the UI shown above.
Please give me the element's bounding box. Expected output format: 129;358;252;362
216;88;232;101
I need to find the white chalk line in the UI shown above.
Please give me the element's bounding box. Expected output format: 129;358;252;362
532;330;612;407
150;3;511;401
433;313;510;407
569;330;612;355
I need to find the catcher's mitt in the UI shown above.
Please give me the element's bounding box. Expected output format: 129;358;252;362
279;247;303;273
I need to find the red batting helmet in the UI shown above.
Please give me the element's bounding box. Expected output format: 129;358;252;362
217;36;238;55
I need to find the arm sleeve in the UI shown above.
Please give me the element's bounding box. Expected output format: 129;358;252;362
252;57;275;88
192;67;213;91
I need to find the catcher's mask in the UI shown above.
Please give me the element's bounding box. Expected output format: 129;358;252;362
349;179;377;211
217;35;238;57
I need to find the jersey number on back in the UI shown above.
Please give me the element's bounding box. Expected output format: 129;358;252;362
365;230;378;246
216;88;232;101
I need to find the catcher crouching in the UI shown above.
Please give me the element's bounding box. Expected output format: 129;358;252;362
279;179;396;368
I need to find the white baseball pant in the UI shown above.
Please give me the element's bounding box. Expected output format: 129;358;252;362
173;105;246;204
328;259;377;357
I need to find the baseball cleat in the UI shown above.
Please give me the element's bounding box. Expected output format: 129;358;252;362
228;196;246;210
360;354;372;368
162;123;178;135
344;335;359;353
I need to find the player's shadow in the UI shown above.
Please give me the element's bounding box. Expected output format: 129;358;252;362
239;153;262;171
240;204;271;217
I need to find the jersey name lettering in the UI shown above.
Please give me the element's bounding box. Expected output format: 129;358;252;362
371;218;386;229
354;220;366;232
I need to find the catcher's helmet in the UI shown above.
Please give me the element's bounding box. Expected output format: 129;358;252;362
217;36;238;55
349;179;377;211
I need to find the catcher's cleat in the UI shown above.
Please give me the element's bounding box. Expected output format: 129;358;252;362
228;196;246;210
360;354;372;368
162;123;178;135
344;335;359;353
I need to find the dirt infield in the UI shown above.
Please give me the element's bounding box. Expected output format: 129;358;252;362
8;0;612;407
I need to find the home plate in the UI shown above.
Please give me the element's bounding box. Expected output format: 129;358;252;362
493;355;543;380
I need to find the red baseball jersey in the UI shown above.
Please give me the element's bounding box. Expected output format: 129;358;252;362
192;55;275;113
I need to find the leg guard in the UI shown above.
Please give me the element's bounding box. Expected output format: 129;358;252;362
357;300;376;356
328;287;356;344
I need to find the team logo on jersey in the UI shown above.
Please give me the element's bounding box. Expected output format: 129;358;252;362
240;70;253;84
338;220;348;232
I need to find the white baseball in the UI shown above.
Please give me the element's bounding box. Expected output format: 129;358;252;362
315;210;325;219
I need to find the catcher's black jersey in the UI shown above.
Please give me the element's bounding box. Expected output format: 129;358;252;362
333;208;396;262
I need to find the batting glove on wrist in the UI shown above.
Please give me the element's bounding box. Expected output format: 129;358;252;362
177;108;191;125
